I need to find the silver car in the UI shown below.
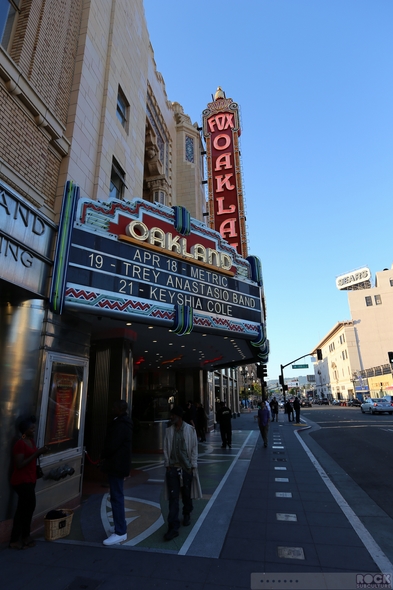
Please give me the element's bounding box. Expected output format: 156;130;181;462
361;398;393;415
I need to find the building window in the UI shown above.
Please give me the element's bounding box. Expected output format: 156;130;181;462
109;158;126;200
153;190;166;205
365;296;373;306
116;86;128;130
374;294;382;305
390;279;393;287
185;135;194;163
0;0;20;50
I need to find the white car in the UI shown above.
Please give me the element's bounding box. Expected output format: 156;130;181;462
360;398;393;415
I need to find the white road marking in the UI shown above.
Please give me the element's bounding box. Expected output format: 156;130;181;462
178;430;255;556
295;428;393;574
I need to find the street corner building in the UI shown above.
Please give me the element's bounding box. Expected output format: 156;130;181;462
0;0;268;542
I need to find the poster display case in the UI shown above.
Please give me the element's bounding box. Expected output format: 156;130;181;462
38;353;88;460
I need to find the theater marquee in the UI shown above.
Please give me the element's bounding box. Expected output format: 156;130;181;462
50;187;267;347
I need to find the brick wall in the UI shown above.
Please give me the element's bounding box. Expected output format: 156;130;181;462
9;0;83;126
0;86;60;209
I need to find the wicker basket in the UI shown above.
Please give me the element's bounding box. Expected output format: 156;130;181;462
44;509;74;541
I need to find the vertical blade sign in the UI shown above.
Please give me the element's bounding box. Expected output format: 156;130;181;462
202;88;248;258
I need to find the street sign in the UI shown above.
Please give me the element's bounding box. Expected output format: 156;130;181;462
292;364;309;369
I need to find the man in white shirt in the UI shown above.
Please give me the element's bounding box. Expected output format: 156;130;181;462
163;406;202;541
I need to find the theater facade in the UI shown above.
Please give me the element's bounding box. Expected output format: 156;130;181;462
0;0;268;541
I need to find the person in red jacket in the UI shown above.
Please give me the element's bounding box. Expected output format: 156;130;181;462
9;417;48;550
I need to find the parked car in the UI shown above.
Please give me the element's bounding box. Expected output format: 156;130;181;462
331;399;340;405
382;395;393;406
360;398;393;415
320;398;329;405
348;399;362;407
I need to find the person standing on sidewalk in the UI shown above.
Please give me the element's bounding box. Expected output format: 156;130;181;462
9;417;48;550
196;402;207;442
257;402;270;447
216;401;232;448
270;397;279;422
293;396;301;424
101;400;132;546
163;406;202;541
285;399;294;422
184;400;196;427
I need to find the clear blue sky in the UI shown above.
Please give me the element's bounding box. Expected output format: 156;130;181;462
144;0;393;381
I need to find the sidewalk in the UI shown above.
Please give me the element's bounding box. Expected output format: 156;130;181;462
1;411;391;590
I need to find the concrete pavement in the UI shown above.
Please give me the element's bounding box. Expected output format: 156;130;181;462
1;411;392;590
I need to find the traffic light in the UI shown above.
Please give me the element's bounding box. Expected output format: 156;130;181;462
279;375;284;386
388;351;393;367
262;365;268;379
317;349;323;361
257;365;263;379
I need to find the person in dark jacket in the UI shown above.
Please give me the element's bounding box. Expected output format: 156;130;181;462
101;400;132;546
285;399;294;422
270;397;279;422
184;400;196;427
216;401;232;448
257;401;270;447
196;402;207;442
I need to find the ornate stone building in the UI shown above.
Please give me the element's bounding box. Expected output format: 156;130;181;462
0;1;267;541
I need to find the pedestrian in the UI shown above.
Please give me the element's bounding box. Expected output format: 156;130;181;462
257;401;270;447
9;416;48;550
265;398;271;419
285;399;294;422
163;406;202;541
270;397;279;422
101;400;132;546
293;396;301;423
216;401;232;448
184;400;196;427
196;402;207;442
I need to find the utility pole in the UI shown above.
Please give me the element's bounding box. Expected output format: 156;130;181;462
280;349;322;404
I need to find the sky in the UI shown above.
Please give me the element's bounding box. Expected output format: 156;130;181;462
143;0;393;382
